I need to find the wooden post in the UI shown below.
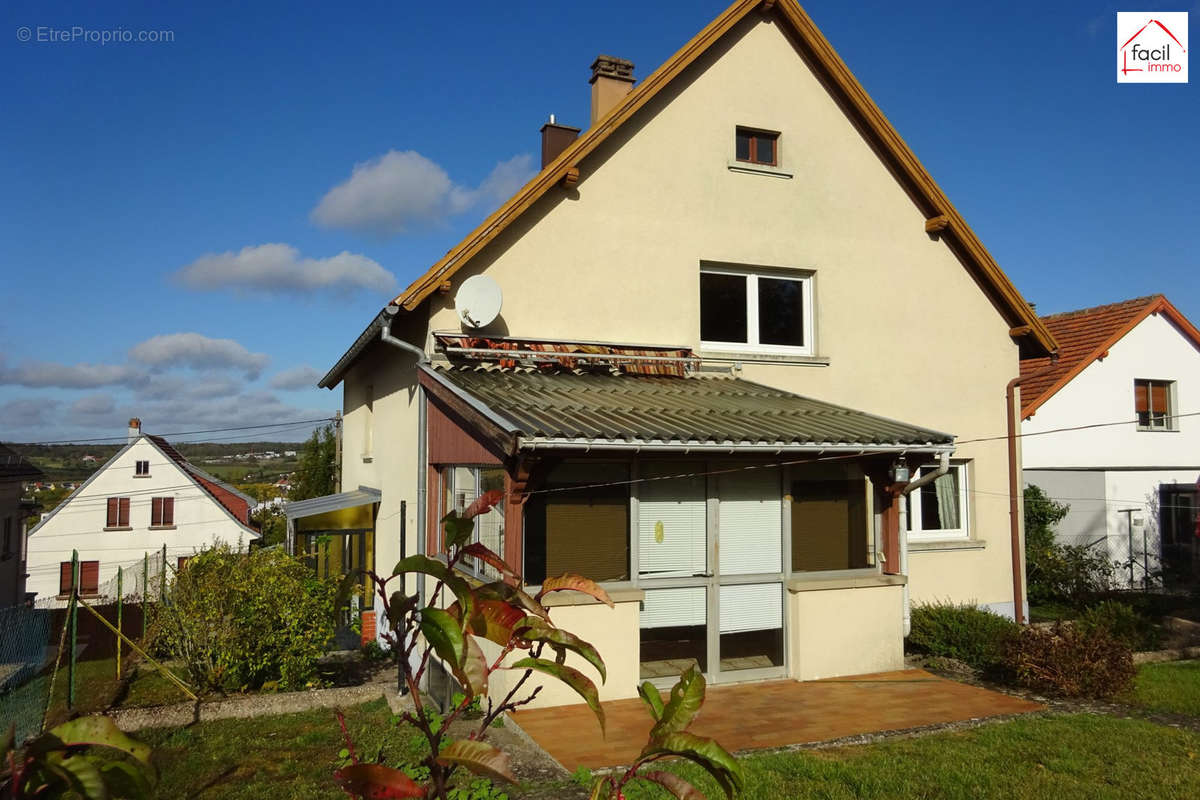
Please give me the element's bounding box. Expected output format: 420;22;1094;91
68;550;78;710
116;566;123;679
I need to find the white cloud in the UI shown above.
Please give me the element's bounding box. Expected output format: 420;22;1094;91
311;150;536;236
129;333;269;378
70;393;116;416
269;365;323;391
172;243;395;295
0;358;144;389
0;397;60;430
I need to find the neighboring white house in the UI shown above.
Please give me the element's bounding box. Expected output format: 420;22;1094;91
1021;295;1200;589
26;419;259;605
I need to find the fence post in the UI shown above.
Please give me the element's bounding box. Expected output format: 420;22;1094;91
68;549;78;711
160;544;167;603
116;566;123;680
142;552;149;638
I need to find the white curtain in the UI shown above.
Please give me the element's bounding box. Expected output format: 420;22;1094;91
933;471;959;530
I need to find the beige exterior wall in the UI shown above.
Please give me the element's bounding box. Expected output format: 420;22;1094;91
416;16;1019;612
788;583;905;680
341;12;1027;695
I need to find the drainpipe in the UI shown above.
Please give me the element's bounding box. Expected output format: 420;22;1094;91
377;304;429;682
1005;359;1058;624
899;451;950;636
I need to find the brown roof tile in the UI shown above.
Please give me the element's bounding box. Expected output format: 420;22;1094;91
1018;295;1200;417
147;435;255;527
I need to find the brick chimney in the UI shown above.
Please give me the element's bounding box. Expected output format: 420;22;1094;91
589;55;635;125
127;417;141;444
540;114;581;168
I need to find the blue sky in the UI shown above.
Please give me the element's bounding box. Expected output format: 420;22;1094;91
2;0;1196;444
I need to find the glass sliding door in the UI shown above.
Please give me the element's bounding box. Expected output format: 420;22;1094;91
715;469;785;678
635;461;787;684
637;462;711;682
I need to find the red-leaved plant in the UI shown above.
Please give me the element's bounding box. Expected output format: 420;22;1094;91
332;490;742;800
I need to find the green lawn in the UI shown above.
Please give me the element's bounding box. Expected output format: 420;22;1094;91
91;705;1200;800
42;657;193;729
1131;660;1200;717
618;714;1200;800
137;698;424;799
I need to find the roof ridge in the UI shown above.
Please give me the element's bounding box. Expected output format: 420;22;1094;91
1040;294;1163;321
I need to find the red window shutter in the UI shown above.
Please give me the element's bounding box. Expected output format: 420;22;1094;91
163;497;175;526
1135;381;1149;413
59;562;73;594
80;561;99;595
1151;382;1167;414
177;556;189;571
151;498;162;526
106;498;118;527
118;498;130;527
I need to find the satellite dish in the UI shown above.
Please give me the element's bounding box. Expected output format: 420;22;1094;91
454;275;503;329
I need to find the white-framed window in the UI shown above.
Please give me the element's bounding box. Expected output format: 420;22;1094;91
699;266;813;355
443;465;505;579
1135;378;1175;431
906;462;970;540
134;460;150;477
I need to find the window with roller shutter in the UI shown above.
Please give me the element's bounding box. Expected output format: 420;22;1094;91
105;497;130;528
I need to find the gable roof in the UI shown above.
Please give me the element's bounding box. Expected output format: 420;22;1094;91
320;0;1056;389
147;435;256;526
29;433;259;537
1018;295;1200;418
0;443;42;482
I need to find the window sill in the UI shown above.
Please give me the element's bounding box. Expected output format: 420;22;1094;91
1136;427;1178;433
132;474;151;479
148;525;177;531
908;539;987;552
542;587;645;607
361;455;374;463
103;526;132;532
700;350;829;367
727;160;793;179
787;573;905;593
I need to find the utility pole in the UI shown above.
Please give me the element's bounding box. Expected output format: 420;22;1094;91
334;409;343;493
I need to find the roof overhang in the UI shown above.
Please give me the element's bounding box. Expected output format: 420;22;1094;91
522;437;953;454
285;486;382;522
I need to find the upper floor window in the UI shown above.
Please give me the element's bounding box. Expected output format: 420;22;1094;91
735;127;778;166
1135;379;1175;431
151;497;175;527
906;462;970;540
700;267;813;354
134;460;150;476
105;497;130;529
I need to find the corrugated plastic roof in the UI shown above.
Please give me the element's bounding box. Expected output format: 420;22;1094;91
432;367;953;451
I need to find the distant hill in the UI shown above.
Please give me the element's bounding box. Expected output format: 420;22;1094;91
8;441;307;483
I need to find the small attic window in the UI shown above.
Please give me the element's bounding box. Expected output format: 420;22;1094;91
735;127;778;166
134;460;150;477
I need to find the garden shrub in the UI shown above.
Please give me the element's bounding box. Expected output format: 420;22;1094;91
147;543;336;694
907;602;1020;671
1024;485;1116;608
1005;623;1135;699
1075;600;1160;652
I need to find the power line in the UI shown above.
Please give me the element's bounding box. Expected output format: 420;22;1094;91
9;417;335;446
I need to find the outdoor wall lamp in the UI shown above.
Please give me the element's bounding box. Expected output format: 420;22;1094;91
889;459;910;484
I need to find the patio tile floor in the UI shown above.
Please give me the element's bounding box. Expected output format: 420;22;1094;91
509;669;1043;770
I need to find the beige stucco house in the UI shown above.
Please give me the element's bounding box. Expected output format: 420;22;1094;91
313;0;1057;707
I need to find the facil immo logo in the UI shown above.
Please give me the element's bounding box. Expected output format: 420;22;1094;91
1118;12;1188;83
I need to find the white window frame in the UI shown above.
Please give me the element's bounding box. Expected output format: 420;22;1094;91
443;465;505;580
906;462;970;541
1135;378;1176;432
699;266;814;356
